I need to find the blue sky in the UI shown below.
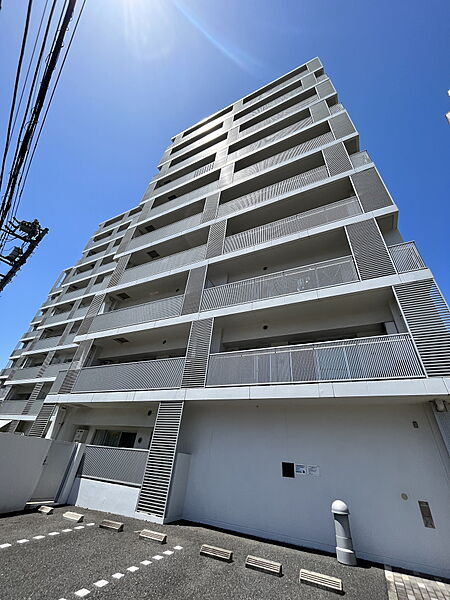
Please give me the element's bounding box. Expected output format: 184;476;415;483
0;0;449;366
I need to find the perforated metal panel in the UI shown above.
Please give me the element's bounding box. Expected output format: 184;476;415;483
205;221;226;259
394;279;450;377
201;194;219;223
346;219;396;280
316;80;335;99
27;403;56;437
307;57;322;71
329;113;356;140
136;401;184;518
322;142;353;177
300;73;316;89
181;266;207;315
22;382;45;415
310;100;330;122
78;445;147;486
181;318;214;388
351;168;393;211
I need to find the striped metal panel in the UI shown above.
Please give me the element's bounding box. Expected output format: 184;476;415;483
22;382;45;415
76;293;107;335
181;318;214;388
234;132;335;182
77;445;148;486
307;57;322;71
300;73;316;89
329;113;356;140
316;80;335;99
201;194;219;223
223;197;361;253
218;165;329;218
72;357;185;393
388;242;425;273
242;97;317;137
351;168;393;211
394;279;450;377
201;256;359;311
182;266;207;315
56;369;78;394
6;420;20;433
322;142;353;177
27;403;56;437
310;100;330;122
108;255;130;287
88;295;184;333
207;334;424;386
136;401;184;518
350;151;372;169
205;221;226;259
346;219;396;280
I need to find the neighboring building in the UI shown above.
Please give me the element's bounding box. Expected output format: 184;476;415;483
1;58;449;576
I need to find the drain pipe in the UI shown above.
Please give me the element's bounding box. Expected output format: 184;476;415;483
331;500;357;566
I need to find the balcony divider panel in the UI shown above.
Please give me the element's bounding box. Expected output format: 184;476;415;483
310;100;330;122
322;142;353;177
181;319;214;388
350;168;393;212
346;219;396;280
182;266;207;315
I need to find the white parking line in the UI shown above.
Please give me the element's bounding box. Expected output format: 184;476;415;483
112;573;124;579
74;589;90;598
86;523;95;527
17;539;29;544
1;521;96;552
127;566;139;572
93;580;108;588
140;560;152;565
163;550;174;555
33;535;46;540
174;545;183;550
0;543;12;549
74;526;84;530
48;532;60;536
152;555;163;560
62;529;72;533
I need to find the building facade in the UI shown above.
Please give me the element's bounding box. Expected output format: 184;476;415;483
1;58;450;576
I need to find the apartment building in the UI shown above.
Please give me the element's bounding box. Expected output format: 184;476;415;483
1;58;449;576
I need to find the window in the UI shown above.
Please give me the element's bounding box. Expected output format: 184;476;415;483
281;462;295;478
92;429;137;448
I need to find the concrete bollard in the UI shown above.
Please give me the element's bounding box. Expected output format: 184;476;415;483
331;500;357;566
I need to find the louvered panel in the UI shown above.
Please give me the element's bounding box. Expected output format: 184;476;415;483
76;293;107;335
205;221;226;259
27;403;56;437
136;401;184;517
346;220;396;280
322;142;353;177
181;266;207;315
316;80;335;99
6;420;20;433
201;194;219;223
394;279;450;377
108;255;130;287
58;369;80;394
329;113;356;140
351;168;393;211
181;318;214;388
22;382;45;415
310;100;330;122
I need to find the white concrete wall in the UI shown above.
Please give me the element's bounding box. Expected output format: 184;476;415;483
178;401;450;577
68;477;140;518
0;434;51;513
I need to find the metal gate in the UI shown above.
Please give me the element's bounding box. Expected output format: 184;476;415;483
30;440;76;502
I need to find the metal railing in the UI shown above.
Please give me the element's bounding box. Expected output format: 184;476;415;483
201;256;359;312
350;151;372;168
388;242;426;273
119;244;207;285
77;445;148;487
329;103;344;115
65;262;115;286
126;213;202;253
241;94;319;137
206;334;424;387
223;196;362;253
10;366;42;380
88;295;184;333
72;356;185;392
169;128;224;159
27;336;61;352
218;165;330;218
234;132;335;182
243;69;311;109
236;84;315;125
145;180;218;219
0;401;40;416
155;161;215;192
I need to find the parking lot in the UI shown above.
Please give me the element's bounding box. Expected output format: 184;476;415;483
0;506;408;599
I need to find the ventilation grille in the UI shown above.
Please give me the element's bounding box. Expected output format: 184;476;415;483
201;194;219;223
316;80;335;99
351;168;393;212
27;403;56;437
322;142;352;177
182;318;214;388
205;221;226;259
310;100;330;122
182;266;207;315
136;401;184;517
346;219;395;280
329;113;356;140
394;279;450;377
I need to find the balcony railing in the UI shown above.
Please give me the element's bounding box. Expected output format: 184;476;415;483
223;196;362;253
87;295;184;334
201;256;359;312
350;151;372;169
27;336;61;352
0;400;36;416
234;131;335;183
72;357;185;392
126;213;202;253
388;242;426;273
9;363;67;382
242;94;319;137
65;262;115;286
145;180;218;218
244;69;311;110
119;244;207;286
155;161;215;191
206;334;424;387
237;85;316;125
218;165;330;219
77;445;147;487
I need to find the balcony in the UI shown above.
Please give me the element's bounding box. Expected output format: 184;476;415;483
243;67;310;109
388;242;426;273
155;161;215;191
350;151;372;169
64;262;115;286
223;196;361;253
126;213;203;253
146;180;218;219
201;256;358;312
206;333;424;387
9;363;68;382
87;295;184;334
0;400;41;417
72;357;185;392
77;445;148;487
